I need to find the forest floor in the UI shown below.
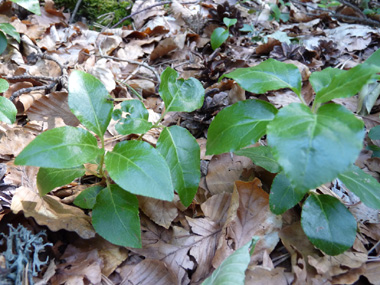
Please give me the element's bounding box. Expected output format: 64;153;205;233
1;0;380;284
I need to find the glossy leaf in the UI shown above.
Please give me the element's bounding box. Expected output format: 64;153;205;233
15;126;101;168
159;67;204;112
202;237;259;285
10;0;41;15
301;194;357;256
365;48;380;67
309;67;345;94
338;165;380;210
269;172;307;215
369;125;380;140
0;96;16;124
0;78;9;92
37;166;85;195
68;70;113;137
74;185;104;209
234;146;281;173
157;126;200;207
0;31;7;55
314;64;380;104
211;27;229;50
0;23;20;42
113;99;152;135
267;103;364;190
223;17;237;28
220;58;302;95
206;99;277;155
92;184;141;248
105;140;174;201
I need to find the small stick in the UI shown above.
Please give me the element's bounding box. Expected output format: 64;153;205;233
10;81;58;101
70;0;83;24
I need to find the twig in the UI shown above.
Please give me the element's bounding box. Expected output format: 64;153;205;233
10;81;58;101
110;0;200;28
98;54;160;83
3;75;57;81
70;0;83;24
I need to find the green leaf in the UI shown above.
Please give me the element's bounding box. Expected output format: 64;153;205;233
0;78;9;93
68;70;113;137
234;146;281;173
301;194;357;256
15;126;101;168
211;27;229;50
202;237;259;285
368;145;380;157
92;184;141;248
267;103;364;190
105;140;174;201
0;23;20;43
338;165;380;210
0;96;16;124
37;166;85;195
159;67;204;113
10;0;41;15
157;126;200;207
223;17;237;28
74;185;104;209
314;64;380;104
269;172;307;215
0;31;7;55
365;49;380;67
220;58;302;95
309;67;345;94
206;99;277;155
113;99;152;135
369;125;380;140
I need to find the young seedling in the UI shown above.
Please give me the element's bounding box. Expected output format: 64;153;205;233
211;17;237;50
14;67;205;248
206;49;380;256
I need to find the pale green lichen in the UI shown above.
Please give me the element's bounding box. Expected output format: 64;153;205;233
0;224;52;285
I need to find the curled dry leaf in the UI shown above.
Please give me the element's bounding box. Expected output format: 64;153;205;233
27;91;80;129
206;153;255;195
119;259;177;285
0;126;36;158
138;196;178;229
11;186;96;239
213;179;282;267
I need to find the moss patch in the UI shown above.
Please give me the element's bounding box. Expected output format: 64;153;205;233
54;0;132;27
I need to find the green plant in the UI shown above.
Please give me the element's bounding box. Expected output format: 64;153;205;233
210;17;237;50
317;0;341;9
14;68;205;248
0;79;17;124
269;0;290;22
11;0;41;15
201;237;259;285
206;49;380;256
0;23;20;55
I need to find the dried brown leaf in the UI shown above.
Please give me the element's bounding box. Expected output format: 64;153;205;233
51;245;102;285
138;196;178;229
213;179;282;267
11;186;96;239
206;153;254;195
119;259;177;285
27;91;80;129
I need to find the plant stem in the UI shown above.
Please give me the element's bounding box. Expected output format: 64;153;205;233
116;80;144;101
98;137;106;177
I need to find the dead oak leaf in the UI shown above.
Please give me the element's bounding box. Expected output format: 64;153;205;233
213;179;282;267
11;186;95;239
